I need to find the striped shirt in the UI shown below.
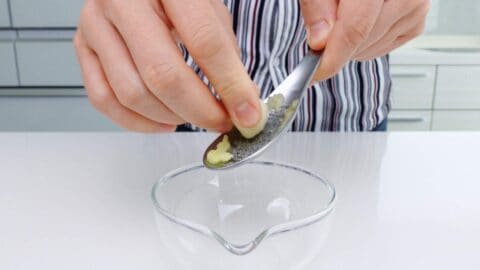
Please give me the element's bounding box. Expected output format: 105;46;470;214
181;0;392;132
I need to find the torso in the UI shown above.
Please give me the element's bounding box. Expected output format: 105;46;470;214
181;0;392;131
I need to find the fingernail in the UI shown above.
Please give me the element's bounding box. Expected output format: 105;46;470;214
234;101;260;128
308;20;331;48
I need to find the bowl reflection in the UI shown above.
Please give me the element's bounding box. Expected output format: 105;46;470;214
152;161;335;269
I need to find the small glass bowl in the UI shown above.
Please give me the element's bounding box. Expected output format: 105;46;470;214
152;161;336;268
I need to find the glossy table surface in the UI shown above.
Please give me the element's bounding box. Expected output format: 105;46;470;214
1;132;479;269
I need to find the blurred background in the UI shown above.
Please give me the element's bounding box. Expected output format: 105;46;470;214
0;0;479;131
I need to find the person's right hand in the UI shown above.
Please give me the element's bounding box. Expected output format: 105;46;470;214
74;0;262;133
300;0;430;82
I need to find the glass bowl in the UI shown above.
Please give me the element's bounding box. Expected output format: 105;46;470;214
152;161;336;269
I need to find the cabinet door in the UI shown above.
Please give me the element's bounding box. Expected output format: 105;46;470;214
16;41;82;86
0;96;120;131
390;65;436;110
0;0;10;27
435;66;480;109
432;111;480;131
0;42;18;86
388;110;432;131
10;0;83;27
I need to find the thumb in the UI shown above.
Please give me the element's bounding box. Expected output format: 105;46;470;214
300;0;337;50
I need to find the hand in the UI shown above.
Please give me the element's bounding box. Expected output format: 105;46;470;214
74;0;262;133
300;0;431;81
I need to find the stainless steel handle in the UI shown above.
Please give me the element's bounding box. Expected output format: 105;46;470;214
271;50;322;105
0;88;86;97
391;72;428;78
389;116;426;123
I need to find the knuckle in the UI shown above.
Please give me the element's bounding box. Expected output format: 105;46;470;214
402;22;427;42
143;61;180;94
411;24;426;38
419;0;432;14
101;0;128;22
407;0;431;16
73;32;82;50
115;84;146;108
189;23;224;61
215;77;246;101
87;88;112;113
342;17;371;48
80;0;97;22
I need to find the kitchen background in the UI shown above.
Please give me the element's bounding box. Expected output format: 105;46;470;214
0;0;479;131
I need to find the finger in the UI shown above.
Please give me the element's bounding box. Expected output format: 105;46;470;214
299;0;337;50
314;0;384;81
162;0;262;129
354;0;430;55
161;0;241;58
74;32;176;133
210;0;241;57
105;2;232;132
79;8;184;126
353;3;430;61
354;20;427;61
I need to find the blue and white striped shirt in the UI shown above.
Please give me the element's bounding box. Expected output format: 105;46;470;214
181;0;392;132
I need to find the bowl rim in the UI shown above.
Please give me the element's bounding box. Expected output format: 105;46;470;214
151;160;336;256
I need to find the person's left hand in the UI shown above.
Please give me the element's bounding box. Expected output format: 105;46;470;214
299;0;431;81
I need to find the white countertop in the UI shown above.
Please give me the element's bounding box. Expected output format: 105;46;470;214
1;132;480;269
391;36;480;65
391;47;480;65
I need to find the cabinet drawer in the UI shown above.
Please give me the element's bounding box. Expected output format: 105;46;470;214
0;96;120;131
432;111;480;131
0;42;18;86
390;65;436;110
435;66;480;109
0;0;10;27
16;41;82;86
10;0;83;27
388;110;432;131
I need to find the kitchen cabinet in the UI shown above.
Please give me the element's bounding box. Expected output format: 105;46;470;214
0;0;10;27
432;110;480;131
390;65;436;110
0;96;120;131
0;42;18;86
10;0;83;28
390;44;480;131
435;66;480;109
388;110;432;131
16;40;82;86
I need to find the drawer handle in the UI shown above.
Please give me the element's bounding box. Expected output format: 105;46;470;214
391;72;428;78
389;117;426;123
